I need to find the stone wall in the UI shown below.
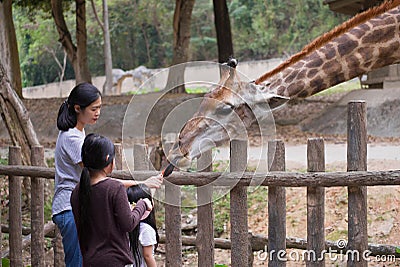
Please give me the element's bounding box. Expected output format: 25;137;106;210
22;59;283;99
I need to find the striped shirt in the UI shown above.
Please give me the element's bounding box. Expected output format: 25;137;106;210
52;127;85;216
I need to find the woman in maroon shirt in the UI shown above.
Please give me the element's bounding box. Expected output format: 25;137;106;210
71;133;153;266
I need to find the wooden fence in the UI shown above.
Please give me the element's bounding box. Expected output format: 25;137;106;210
0;101;400;266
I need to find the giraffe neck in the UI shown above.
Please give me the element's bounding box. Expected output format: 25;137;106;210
261;3;400;99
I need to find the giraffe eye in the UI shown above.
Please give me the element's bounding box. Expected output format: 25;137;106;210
216;103;234;115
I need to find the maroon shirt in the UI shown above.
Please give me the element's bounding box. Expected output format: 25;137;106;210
71;179;146;266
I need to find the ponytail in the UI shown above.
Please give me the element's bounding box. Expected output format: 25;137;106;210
57;101;77;131
78;166;92;246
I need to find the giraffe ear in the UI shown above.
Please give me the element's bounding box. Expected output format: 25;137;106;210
267;94;290;110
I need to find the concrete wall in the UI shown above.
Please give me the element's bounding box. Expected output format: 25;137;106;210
22;59;283;99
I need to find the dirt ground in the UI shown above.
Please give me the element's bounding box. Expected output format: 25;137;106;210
2;91;400;266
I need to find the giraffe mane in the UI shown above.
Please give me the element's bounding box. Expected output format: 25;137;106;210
255;0;400;84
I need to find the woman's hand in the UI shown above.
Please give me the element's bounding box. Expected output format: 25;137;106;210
143;174;163;188
142;198;153;211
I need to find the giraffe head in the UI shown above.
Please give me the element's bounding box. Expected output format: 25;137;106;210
168;59;289;168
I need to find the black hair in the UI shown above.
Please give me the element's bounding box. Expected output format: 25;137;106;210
78;133;115;247
126;184;159;266
57;82;101;131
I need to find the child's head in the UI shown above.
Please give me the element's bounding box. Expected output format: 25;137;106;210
127;184;153;204
57;82;102;131
81;133;115;172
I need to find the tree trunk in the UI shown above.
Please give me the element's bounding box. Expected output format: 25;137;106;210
51;0;92;84
0;61;42;208
164;0;195;94
76;0;92;84
102;0;114;95
0;62;41;165
213;0;234;64
0;0;23;98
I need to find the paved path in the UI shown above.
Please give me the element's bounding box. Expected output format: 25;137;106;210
213;143;400;171
1;144;399;171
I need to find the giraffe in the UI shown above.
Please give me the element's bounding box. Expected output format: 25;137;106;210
168;0;400;168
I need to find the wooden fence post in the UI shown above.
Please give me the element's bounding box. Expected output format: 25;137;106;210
196;149;214;267
31;146;45;266
9;146;23;267
306;138;325;266
163;142;182;267
268;140;286;266
134;144;149;171
53;229;65;267
347;101;368;267
230;139;250;267
114;143;123;170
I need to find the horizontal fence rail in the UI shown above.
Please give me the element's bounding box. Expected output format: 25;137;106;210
2;165;400;187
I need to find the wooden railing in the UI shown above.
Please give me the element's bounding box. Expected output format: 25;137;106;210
0;101;400;266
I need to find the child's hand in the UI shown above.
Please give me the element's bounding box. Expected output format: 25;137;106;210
142;198;153;211
144;174;163;189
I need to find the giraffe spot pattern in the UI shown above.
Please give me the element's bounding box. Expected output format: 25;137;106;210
286;83;302;97
328;73;346;88
346;56;363;79
296;69;307;80
309;76;326;94
337;35;358;57
320;43;336;60
322;59;342;74
358;23;371;32
356;47;374;62
277;85;287;96
305;53;323;68
345;55;361;71
349;28;366;39
284;71;298;84
307;69;318;79
362;25;396;44
378;41;400;59
297;89;309;98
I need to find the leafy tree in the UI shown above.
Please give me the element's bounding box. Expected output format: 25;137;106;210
12;0;349;87
14;7;74;87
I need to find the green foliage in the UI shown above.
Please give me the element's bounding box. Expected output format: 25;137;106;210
213;194;230;236
0;157;7;165
14;3;75;87
44;198;53;223
13;0;349;87
1;258;10;267
46;157;55;168
229;0;348;59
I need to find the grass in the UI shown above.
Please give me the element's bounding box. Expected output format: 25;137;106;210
314;78;361;97
326;229;348;241
0;158;7;165
185;87;209;94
